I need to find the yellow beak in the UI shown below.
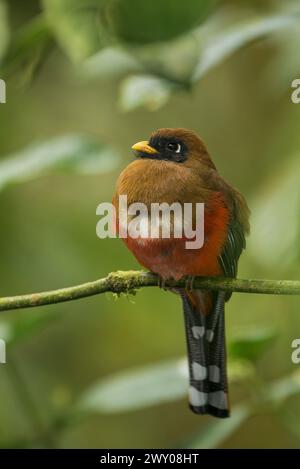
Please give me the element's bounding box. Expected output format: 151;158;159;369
131;141;158;155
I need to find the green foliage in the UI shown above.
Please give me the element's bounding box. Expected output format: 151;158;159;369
3;0;300;104
0;14;51;84
190;9;300;82
105;0;218;45
267;371;300;406
1;0;300;450
229;326;277;362
184;370;300;448
184;404;252;449
119;75;174;112
42;0;218;63
59;330;300;448
0;0;9;62
76;358;188;414
83;46;141;78
0;312;58;347
249;157;300;271
72;329;270;418
118;7;300;110
43;0;108;63
0;135;120;191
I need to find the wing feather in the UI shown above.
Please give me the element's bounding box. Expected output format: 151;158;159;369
218;188;250;299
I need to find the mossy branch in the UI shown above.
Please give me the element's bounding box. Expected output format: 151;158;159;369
0;270;300;312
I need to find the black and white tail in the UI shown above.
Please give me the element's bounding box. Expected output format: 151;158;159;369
181;291;230;418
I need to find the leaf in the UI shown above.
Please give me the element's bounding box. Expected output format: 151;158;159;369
267;370;300;405
228;358;255;383
76;358;189;414
131;31;203;85
0;0;9;62
105;0;218;45
229;326;277;362
254;371;300;442
183;367;300;449
0;311;58;347
82;46;142;79
118;6;300;111
184;404;252;449
262;17;300;94
43;0;107;63
192;7;300;82
82;19;202;84
74;356;254;415
119;75;174;112
0;135;120;191
0;14;51;85
248;156;300;270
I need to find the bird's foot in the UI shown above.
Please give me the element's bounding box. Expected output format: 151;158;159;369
157;276;169;291
185;275;195;292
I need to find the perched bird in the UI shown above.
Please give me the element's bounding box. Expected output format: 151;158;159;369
113;128;250;418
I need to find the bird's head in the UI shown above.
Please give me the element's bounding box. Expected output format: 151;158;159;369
132;128;216;169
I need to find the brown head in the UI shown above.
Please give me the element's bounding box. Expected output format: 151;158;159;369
132;128;216;169
114;127;222;207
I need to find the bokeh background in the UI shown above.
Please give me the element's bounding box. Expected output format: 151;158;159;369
1;0;300;449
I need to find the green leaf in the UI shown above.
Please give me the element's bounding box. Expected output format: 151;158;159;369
43;0;108;63
0;135;120;191
267;370;300;405
106;0;218;45
118;6;300;111
119;74;174;112
184;404;252;449
82;32;200;84
248;156;300;270
183;368;300;449
118;31;203;111
0;14;51;84
229;326;277;362
0;0;9;62
76;358;188;414
131;31;203;85
228;358;255;382
192;7;300;82
83;46;142;79
257;370;300;441
0;312;58;347
74;356;254;415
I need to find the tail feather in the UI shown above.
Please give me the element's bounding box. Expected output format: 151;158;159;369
181;290;230;418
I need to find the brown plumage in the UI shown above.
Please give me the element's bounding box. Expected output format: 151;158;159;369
113;128;250;417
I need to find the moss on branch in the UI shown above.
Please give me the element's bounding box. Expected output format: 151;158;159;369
0;270;300;312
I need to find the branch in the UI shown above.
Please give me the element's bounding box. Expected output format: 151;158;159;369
0;270;300;312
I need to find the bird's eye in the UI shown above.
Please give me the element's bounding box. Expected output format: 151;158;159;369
166;142;181;153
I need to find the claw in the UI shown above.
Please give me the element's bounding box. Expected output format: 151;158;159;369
157;276;165;290
185;275;195;292
157;276;170;291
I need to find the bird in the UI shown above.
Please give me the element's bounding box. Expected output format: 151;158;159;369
112;128;250;418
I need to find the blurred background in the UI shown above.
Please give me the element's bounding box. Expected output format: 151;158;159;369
1;0;300;449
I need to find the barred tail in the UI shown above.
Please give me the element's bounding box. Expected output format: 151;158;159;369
181;290;230;418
